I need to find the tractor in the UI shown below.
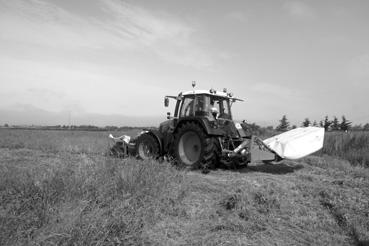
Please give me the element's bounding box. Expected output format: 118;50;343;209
109;83;324;170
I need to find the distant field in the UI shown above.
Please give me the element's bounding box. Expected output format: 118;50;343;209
0;128;141;155
0;129;368;245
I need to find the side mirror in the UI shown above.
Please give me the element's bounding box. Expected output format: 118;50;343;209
164;97;169;107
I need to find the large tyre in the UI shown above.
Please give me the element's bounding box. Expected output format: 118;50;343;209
135;133;160;160
174;122;218;170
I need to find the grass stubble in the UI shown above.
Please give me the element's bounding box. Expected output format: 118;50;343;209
0;129;368;245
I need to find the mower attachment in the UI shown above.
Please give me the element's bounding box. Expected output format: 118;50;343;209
263;127;324;160
108;134;134;158
228;136;278;163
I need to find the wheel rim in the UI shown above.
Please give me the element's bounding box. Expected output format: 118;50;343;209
178;131;201;165
138;141;154;159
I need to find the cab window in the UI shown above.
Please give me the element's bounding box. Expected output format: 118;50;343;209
180;96;195;117
194;95;210;116
210;97;232;119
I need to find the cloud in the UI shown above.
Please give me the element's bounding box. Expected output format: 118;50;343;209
25;88;85;113
100;0;193;46
0;0;112;49
225;11;248;23
0;0;213;69
99;0;215;68
250;82;303;98
283;1;316;20
347;54;369;80
27;88;65;99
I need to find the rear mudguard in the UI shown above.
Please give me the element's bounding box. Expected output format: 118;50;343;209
174;118;225;136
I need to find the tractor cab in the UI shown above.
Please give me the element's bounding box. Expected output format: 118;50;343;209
164;89;242;121
176;93;232;120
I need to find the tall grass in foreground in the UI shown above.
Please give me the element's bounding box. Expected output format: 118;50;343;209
0;155;187;245
321;131;369;167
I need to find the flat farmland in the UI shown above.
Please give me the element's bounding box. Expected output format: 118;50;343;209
0;129;368;245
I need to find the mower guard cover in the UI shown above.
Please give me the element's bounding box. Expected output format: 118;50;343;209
108;134;131;144
263;127;324;160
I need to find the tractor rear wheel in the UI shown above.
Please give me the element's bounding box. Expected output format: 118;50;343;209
135;133;160;160
174;122;218;170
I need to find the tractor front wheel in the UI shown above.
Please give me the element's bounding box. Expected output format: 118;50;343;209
135;133;160;160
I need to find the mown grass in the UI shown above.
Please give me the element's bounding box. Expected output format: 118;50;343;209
321;131;369;167
0;151;187;245
0;129;369;245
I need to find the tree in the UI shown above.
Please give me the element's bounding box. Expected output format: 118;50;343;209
331;116;340;131
319;120;324;128
302;118;311;127
276;115;290;132
4;123;9;127
323;116;331;131
312;120;318;126
340;115;351;132
241;121;261;135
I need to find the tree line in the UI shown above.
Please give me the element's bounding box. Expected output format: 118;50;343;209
275;115;369;132
1;124;146;131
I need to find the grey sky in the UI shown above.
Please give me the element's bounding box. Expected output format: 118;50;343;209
1;0;369;126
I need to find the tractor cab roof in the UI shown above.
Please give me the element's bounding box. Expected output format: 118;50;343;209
180;89;244;101
165;89;244;101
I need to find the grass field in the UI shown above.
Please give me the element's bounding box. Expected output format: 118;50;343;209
0;129;368;245
321;131;369;168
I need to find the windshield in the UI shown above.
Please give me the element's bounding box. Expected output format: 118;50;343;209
179;94;232;119
210;97;232;120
